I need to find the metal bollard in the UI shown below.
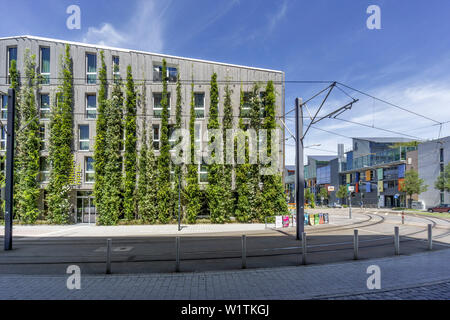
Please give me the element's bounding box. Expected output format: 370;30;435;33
106;238;112;274
402;211;405;225
353;229;359;260
242;235;247;269
394;226;400;255
175;236;180;272
428;224;433;251
301;232;307;265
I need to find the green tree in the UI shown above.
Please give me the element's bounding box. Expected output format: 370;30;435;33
137;80;148;220
235;86;252;222
156;59;175;223
123;65;137;220
435;162;450;193
174;73;185;220
260;81;288;220
304;189;315;208
98;81;124;225
93;51;108;218
401;169;428;208
47;45;74;224
336;185;348;204
206;73;227;223
222;83;234;220
185;73;202;223
318;187;329;205
14;50;41;223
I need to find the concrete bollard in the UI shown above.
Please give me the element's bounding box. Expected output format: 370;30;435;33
175;236;180;272
302;232;307;265
353;229;359;260
242;235;247;269
394;226;400;255
428;224;433;251
106;238;112;274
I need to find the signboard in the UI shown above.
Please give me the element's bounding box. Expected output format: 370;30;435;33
275;216;283;229
327;186;335;192
348;186;355;192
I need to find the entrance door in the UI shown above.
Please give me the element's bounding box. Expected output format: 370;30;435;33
76;191;96;224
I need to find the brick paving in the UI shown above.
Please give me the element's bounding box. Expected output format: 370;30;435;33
0;249;449;300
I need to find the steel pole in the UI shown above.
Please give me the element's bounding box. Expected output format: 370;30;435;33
295;98;305;240
4;89;15;251
178;168;181;232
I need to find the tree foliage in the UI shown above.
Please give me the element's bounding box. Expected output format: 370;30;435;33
185;73;202;223
93;51;108;219
156;59;175;223
401;169;428;208
14;50;41;223
47;45;74;224
123;65;137;220
435;162;450;193
98;81;124;225
260;81;288;219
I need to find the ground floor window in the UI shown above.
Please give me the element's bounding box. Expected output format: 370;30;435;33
76;191;96;224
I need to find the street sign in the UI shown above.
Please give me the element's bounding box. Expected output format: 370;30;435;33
327;186;335;192
348;186;355;192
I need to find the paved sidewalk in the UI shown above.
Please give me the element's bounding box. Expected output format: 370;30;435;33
1;249;449;300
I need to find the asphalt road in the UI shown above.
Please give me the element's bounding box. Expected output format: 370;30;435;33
0;210;449;275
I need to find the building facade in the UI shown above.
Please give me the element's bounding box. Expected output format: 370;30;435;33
0;35;285;223
337;137;417;208
418;136;450;208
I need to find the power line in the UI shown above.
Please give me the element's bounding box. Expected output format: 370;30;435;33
332;117;425;140
336;82;442;125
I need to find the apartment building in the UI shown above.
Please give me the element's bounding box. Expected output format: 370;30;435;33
0;35;285;223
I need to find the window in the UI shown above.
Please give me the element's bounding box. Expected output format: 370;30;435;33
86;94;97;119
153;124;160;150
168;125;177;150
79;125;90;151
1;126;6;151
199;161;208;183
40;47;50;84
1;95;7;120
440;163;444;173
86;53;97;84
85;157;95;183
241;92;251;117
40;94;50;119
259;91;266;117
194;93;205;118
153;64;178;82
440;192;445;205
7;47;17;84
153;93;170;118
39;124;46;151
112;56;120;82
440;148;444;163
39;157;50;182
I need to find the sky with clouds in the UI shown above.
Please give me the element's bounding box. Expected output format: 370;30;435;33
1;0;449;164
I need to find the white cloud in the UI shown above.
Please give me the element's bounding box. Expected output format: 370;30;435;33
81;0;168;53
268;1;288;34
285;70;450;165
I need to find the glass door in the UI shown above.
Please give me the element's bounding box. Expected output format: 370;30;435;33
77;191;96;224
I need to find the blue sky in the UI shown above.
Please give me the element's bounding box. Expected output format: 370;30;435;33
1;0;450;164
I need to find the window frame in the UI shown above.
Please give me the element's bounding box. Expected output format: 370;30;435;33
40;94;50;119
40;46;51;85
39;156;50;183
85;94;97;119
194;92;205;119
1;95;7;120
0;126;6;151
153;92;171;118
85;157;95;184
199;161;208;183
79;124;90;151
39;124;46;151
153;124;160;150
7;46;17;84
85;53;97;84
112;56;120;82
